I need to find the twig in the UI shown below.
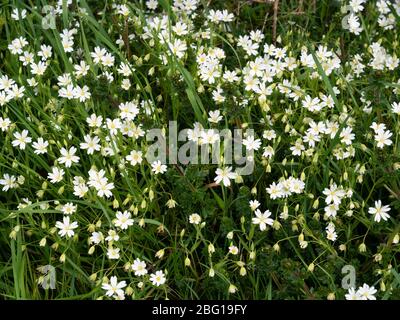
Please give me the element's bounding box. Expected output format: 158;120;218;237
205;182;219;189
123;18;131;60
272;0;279;45
294;0;305;15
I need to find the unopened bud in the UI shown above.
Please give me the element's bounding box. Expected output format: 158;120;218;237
184;257;191;267
155;249;165;259
209;268;215;277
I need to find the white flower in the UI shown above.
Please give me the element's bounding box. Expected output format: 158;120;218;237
86;114;103;127
208;110;223;123
74;60;89;77
126;150;143;166
347;13;363;35
340;127;355;145
48;167;65;184
90;231;104;245
58;146;80;167
106;118;122;136
374;129;392;148
105;230;120;242
30;61;48;76
214;167;237;187
266;182;283;200
91;46;107;65
80;135;101;155
302;95;321;112
12;130;32;150
200;129;220;144
151;160;167;175
102;276;126;299
11;8;27;21
146;0;158;10
55;216;78;238
325;223;337;241
357;283;377;300
263;146;275;158
322;184;346;205
391;102;400;115
107;247;120;260
95;179;114;198
189;213;202;225
38;44;52;60
243;135;261;151
117;62;133;77
73;183;88;198
349;0;366;13
228;245;239;255
324;204;339;218
119;101;139;120
0;174;18;191
150;270;166;286
114;211;134;230
0;117;11;131
73;85;91;102
252;209;273;231
368;200;391;222
131;258;148;276
168;39;187;58
345;287;362;300
32;138;49;155
249;200;260;211
61;203;77;215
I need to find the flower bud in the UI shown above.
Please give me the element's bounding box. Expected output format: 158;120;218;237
87;224;96;233
374;253;382;262
380;281;386;292
89;273;97;282
249;251;256;260
138;218;145;227
126;286;134;296
209;268;215;277
327;293;335;300
272;220;281;230
184;257;191;267
149;189;154;201
112;199;119;209
39;237;47;247
155;249;165;259
228;284;237;294
208;243;215;255
88;246;95;255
